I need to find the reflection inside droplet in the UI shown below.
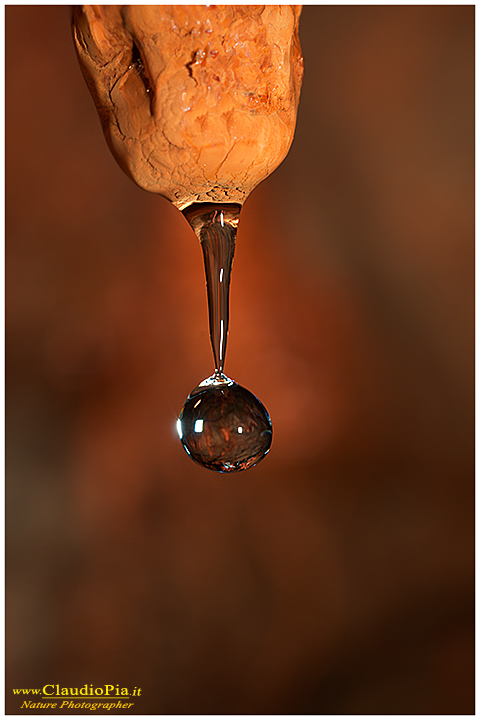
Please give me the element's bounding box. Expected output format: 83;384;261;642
177;373;272;473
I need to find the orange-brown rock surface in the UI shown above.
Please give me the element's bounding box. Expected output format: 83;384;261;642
72;5;303;209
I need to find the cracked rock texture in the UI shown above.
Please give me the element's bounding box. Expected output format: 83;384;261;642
72;5;303;209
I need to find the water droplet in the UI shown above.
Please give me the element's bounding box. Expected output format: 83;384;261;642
178;203;273;473
177;373;272;472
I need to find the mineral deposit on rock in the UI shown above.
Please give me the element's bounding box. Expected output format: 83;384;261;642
72;5;303;209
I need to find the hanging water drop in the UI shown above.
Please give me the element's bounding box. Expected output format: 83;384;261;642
177;372;272;472
177;203;273;473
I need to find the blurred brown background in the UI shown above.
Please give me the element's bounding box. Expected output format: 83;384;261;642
6;5;474;715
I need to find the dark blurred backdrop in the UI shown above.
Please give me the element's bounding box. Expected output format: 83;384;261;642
6;5;474;714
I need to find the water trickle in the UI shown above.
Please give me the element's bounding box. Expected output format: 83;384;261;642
177;203;273;473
